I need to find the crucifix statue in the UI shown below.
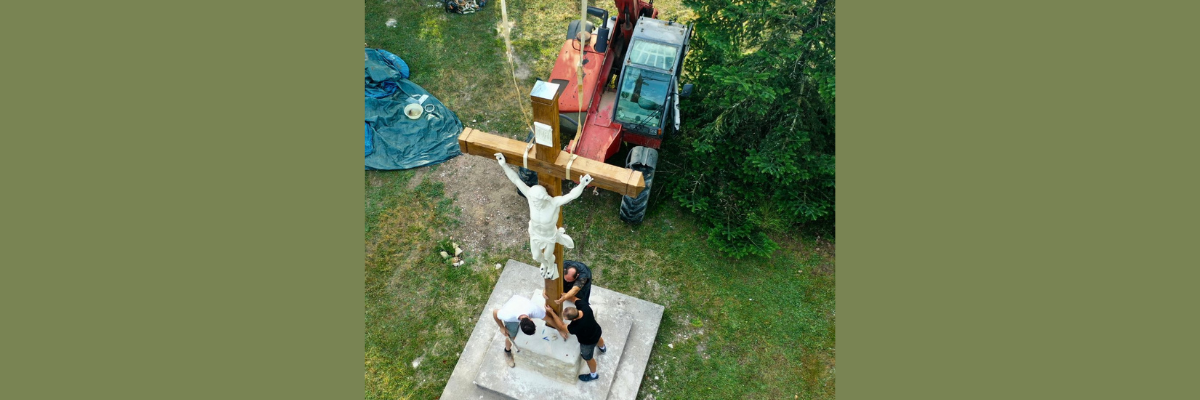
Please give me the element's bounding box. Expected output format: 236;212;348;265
458;80;645;315
495;153;593;280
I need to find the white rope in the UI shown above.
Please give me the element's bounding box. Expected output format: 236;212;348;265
565;154;579;180
500;0;534;136
523;141;534;169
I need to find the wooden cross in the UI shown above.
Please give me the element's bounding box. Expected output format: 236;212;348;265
457;81;646;315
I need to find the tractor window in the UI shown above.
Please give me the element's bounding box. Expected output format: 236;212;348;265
627;39;678;72
616;67;671;129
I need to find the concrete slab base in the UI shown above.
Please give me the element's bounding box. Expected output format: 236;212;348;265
441;259;665;400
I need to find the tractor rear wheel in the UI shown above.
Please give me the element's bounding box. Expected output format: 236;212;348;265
620;146;658;224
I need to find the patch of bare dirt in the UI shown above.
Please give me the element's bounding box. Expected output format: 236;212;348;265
494;19;531;80
805;236;836;275
511;53;532;80
422;154;530;261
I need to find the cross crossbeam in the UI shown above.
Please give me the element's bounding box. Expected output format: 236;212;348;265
457;127;646;198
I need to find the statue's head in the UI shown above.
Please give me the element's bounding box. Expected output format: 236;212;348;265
527;185;551;206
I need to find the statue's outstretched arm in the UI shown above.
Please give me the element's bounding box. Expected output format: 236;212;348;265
554;174;593;206
495;153;532;197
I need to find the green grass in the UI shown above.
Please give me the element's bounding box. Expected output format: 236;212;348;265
365;2;833;399
365;171;514;399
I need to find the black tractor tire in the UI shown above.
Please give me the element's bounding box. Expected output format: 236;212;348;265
619;146;659;224
559;112;586;143
516;167;539;198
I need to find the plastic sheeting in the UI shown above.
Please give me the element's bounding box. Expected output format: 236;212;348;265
365;48;462;170
365;48;410;99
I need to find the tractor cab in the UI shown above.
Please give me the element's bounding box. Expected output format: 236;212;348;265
614;17;691;141
525;7;693;224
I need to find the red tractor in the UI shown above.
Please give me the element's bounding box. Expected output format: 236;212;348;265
517;0;693;224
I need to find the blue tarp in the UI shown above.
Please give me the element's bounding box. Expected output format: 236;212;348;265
364;48;462;170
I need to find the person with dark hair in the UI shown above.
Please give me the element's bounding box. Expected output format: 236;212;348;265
555;260;593;306
492;294;569;367
563;303;608;382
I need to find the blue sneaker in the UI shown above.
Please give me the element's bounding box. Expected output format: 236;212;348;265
579;373;598;382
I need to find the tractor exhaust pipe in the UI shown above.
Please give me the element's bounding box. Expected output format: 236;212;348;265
587;6;610;53
594;20;611;53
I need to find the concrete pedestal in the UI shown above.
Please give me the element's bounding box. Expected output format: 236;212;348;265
507;290;582;385
477;301;633;397
443;259;664;400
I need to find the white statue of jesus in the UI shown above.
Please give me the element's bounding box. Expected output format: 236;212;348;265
495;153;594;280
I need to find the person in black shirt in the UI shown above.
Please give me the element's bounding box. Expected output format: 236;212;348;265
564;303;608;382
555;260;593;306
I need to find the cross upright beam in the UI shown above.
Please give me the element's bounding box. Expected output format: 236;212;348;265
529;82;567;315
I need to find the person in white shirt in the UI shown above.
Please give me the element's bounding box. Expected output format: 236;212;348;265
491;294;569;362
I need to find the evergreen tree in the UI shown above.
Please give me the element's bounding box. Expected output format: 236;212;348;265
670;0;835;258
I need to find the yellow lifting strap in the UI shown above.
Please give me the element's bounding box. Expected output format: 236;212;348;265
564;154;579;180
522;140;534;169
